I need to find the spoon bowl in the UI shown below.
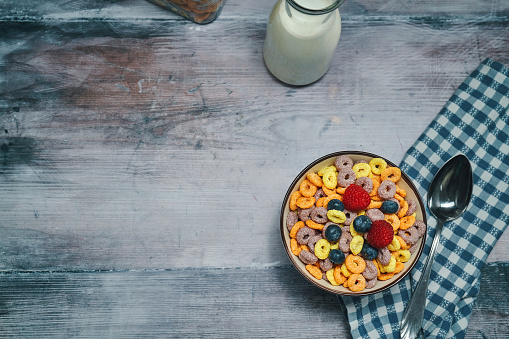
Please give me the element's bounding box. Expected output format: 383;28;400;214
400;154;473;339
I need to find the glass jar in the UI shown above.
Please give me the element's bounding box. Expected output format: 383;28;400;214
263;0;343;86
146;0;226;24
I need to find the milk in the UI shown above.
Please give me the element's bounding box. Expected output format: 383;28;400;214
263;0;341;86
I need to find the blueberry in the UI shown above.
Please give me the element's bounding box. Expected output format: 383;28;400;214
353;215;372;233
327;199;344;211
324;224;342;242
328;249;346;265
381;200;399;214
361;243;378;260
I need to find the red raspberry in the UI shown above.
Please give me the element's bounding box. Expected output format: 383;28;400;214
342;184;370;211
367;220;394;248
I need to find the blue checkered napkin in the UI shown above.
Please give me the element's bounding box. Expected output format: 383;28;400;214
339;58;509;339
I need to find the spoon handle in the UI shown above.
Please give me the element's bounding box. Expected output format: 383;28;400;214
400;218;445;339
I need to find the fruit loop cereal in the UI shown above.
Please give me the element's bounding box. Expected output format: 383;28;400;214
285;154;426;293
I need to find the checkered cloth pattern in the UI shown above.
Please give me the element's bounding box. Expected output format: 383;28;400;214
339;58;509;339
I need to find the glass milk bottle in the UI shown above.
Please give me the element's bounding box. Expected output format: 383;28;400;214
263;0;343;86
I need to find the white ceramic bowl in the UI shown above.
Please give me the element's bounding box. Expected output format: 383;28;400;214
280;151;427;296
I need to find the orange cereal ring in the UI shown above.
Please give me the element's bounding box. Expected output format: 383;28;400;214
291;238;301;255
305;219;324;231
299;179;318;198
333;266;347;285
336;186;346;195
322;186;336;196
367;200;383;209
347;274;366;292
296;196;315;209
289;191;302;211
369;176;381;196
300;244;310;252
397;200;409;218
369;158;387;175
384;214;400;232
381;167;401;182
399;215;415;230
306;264;323;280
316;196;326;208
345;254;366;274
394;193;405;204
290;221;305;238
396;186;407;198
378;272;395;281
394;261;405;274
307;172;323;187
322;194;343;208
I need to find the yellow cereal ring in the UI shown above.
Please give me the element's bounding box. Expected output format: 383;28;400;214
384;214;400;232
394;261;405;274
330;242;339;250
290;221;305;238
318;165;336;176
395;235;409;250
299;179;317;198
345;254;366;274
306;219;324;231
289;191;302;211
378;255;397;273
347;273;366;292
328;209;346;224
322;170;338;190
395;250;411;263
326;269;339;286
306;264;323;280
333;266;347;284
378;272;395;281
399;215;416;230
387;236;401;251
352;162;372;178
369;158;387;175
397;200;409;218
316;196;326;208
381;167;401;182
296;196;315;209
349;235;364;255
357;210;366;216
336;186;346;194
291;238;301;255
349;224;362;237
341;263;352;277
307;172;323;187
314;239;331;259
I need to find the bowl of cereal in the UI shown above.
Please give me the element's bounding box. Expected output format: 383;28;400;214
280;151;427;296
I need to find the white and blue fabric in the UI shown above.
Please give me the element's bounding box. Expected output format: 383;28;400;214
339;58;509;338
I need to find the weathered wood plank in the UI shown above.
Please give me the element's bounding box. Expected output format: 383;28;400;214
1;0;508;21
0;263;507;338
1;17;508;271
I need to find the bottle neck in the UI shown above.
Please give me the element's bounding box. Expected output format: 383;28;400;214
286;0;344;15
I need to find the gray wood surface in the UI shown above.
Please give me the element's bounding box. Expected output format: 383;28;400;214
1;0;508;337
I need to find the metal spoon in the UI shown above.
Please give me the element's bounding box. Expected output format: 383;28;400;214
400;154;473;339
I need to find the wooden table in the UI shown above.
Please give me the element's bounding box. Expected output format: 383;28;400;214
1;0;508;337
